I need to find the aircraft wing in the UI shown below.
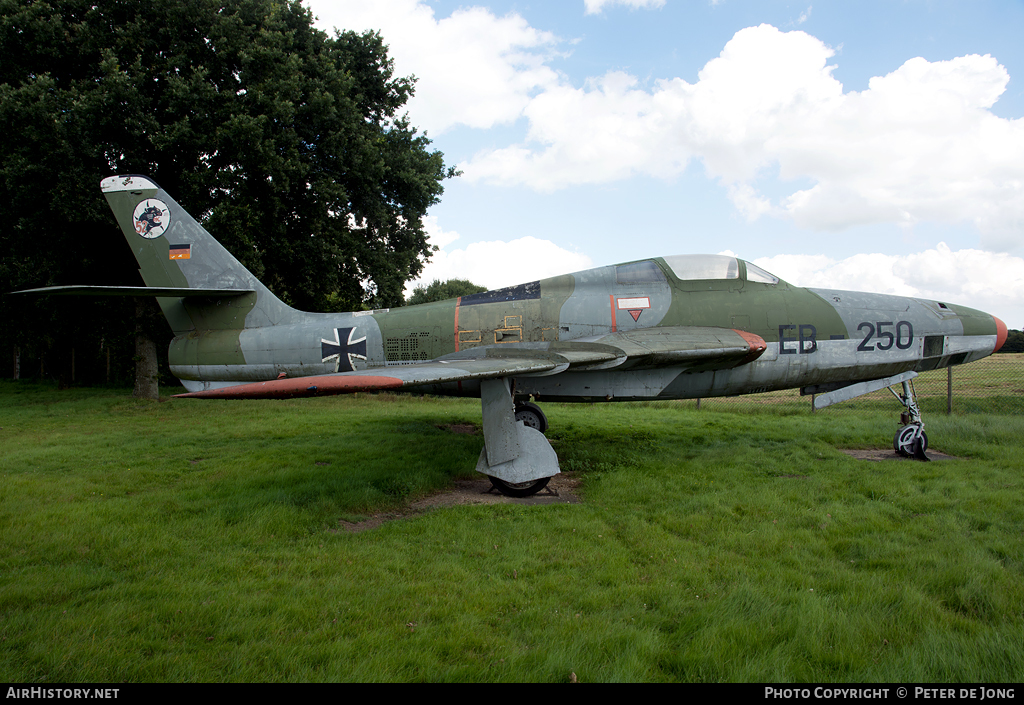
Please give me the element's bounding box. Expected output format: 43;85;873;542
174;326;766;400
549;326;767;370
174;357;561;399
12;285;255;297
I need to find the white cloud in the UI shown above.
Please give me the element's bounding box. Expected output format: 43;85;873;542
583;0;666;15
462;24;1024;247
464;70;693;189
753;244;1024;327
305;0;560;134
419;215;460;249
406;217;593;296
307;4;1023;256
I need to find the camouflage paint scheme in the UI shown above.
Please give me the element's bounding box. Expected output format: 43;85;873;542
93;176;1004;403
18;175;1007;491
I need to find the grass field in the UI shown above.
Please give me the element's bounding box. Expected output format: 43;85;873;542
1;375;1022;682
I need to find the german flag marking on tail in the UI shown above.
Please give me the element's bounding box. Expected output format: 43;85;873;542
169;244;191;260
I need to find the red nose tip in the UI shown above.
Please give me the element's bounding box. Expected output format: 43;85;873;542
994;316;1008;352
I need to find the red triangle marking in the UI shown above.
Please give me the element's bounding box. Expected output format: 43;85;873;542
628;309;642;322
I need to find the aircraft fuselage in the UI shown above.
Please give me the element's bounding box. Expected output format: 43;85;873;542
170;255;1004;401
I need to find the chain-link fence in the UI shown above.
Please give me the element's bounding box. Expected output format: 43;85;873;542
694;352;1024;415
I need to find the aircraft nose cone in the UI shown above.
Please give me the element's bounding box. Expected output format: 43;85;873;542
994;316;1008;352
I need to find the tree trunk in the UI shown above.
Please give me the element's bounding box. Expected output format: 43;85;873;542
133;300;159;400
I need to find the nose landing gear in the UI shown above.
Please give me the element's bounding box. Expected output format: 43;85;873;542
889;379;929;461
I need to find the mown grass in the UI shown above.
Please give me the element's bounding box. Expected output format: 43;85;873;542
1;380;1022;682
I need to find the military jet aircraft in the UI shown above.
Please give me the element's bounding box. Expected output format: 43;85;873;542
17;175;1008;496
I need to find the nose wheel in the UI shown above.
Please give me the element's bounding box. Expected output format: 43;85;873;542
888;379;930;461
893;424;929;460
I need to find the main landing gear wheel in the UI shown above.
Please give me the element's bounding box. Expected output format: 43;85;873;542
488;475;551;498
514;401;548;433
893;425;929;460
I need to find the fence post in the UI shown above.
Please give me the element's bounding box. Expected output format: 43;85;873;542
12;346;19;380
947;366;953;414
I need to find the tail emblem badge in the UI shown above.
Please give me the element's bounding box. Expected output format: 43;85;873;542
133;199;170;239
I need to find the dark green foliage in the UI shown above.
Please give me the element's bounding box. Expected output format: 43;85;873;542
997;330;1024;353
406;278;487;306
0;0;454;383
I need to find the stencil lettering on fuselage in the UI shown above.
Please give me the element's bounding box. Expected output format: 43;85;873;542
778;324;819;354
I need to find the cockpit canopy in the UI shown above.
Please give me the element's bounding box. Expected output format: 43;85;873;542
663;255;738;281
661;255;779;285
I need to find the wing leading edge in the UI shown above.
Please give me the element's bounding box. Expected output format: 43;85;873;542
174;357;560;399
174;326;767;400
12;286;255;298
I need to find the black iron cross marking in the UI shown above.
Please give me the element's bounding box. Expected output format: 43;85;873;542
321;327;367;372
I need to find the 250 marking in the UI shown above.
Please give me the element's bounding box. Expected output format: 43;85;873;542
857;321;914;351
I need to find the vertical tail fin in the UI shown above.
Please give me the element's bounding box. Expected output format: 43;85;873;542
101;175;297;333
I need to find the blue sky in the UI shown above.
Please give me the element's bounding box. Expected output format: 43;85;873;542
306;0;1024;326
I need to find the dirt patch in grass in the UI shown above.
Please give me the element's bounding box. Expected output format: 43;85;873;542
438;423;478;435
840;448;960;462
337;473;581;533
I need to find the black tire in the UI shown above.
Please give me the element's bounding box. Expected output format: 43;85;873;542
894;426;928;457
488;475;551;498
514;402;548;433
893;427;908;456
913;431;930;461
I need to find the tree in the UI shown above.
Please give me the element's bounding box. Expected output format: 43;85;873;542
0;0;455;387
997;330;1024;353
406;279;487;306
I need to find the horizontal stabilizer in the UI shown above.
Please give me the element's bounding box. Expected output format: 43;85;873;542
11;285;255;298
